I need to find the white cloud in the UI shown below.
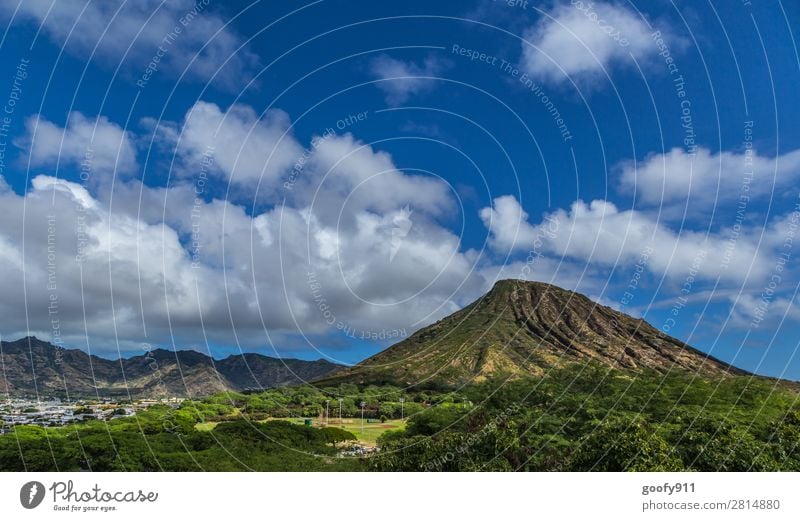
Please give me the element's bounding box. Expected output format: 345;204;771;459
161;101;455;215
481;195;769;284
174;101;303;187
298;132;455;222
17;112;137;176
479;194;540;251
0;98;488;355
1;0;257;89
520;2;665;84
369;55;449;105
617;146;800;205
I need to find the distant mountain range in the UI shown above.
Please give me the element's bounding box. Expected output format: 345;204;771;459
0;337;342;398
317;279;748;387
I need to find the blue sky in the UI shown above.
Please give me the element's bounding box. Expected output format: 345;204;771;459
1;0;800;379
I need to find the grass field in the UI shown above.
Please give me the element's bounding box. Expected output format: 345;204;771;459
320;418;407;445
193;417;407;446
264;417;407;445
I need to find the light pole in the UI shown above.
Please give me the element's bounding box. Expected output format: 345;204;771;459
399;397;405;421
360;401;366;434
338;398;343;425
325;400;330;426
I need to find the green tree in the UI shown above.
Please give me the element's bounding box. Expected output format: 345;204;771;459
320;427;357;447
673;416;778;471
568;416;684;471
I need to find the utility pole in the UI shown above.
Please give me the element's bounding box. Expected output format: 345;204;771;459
360;401;366;434
399;397;405;421
325;400;330;426
338;398;343;425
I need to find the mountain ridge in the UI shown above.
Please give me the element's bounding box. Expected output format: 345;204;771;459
0;336;342;398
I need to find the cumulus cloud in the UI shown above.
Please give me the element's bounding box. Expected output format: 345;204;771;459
0;173;479;353
520;2;666;84
1;0;257;89
617;146;800;205
0;98;489;355
479;194;541;251
481;195;770;284
173;101;303;187
297;132;455;222
17;112;138;176
156;100;456;216
369;55;449;105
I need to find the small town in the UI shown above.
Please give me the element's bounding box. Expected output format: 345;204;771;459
0;397;184;434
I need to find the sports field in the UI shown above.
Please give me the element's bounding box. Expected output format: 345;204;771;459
270;417;407;445
194;417;407;446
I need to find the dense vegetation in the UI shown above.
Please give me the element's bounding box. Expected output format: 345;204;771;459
372;365;800;471
0;405;364;471
0;383;447;471
3;364;800;471
183;382;430;421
